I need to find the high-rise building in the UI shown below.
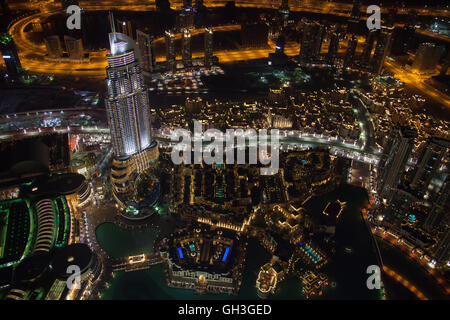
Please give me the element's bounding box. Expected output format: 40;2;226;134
361;29;377;67
299;21;323;63
326;32;339;65
105;14;158;199
344;35;358;68
371;29;393;75
433;228;450;264
182;29;192;68
177;7;194;30
312;25;325;59
44;35;63;60
279;0;290;26
116;18;133;39
0;33;22;76
411;137;450;200
165;30;176;71
64;35;84;61
411;43;445;75
204;27;213;67
136;30;156;73
275;35;285;54
424;179;449;232
378;126;417;197
105;31;152;158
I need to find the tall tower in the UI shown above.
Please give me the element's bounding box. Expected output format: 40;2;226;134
344;35;358;68
0;33;22;76
361;29;377;67
411;137;450;200
326;32;339;65
136;29;156;73
424;179;449;232
299;21;322;64
165;30;176;72
204;27;213;67
372;29;393;75
433;228;450;265
312;25;325;59
377;126;417;197
105;33;151;157
182;29;192;68
105;13;158;200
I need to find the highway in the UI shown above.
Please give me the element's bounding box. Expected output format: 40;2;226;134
6;1;450;75
384;59;450;110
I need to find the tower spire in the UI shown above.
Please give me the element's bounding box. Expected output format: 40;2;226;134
108;11;116;34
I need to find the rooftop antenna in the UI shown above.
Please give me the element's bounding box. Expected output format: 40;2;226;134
108;11;117;47
109;11;116;34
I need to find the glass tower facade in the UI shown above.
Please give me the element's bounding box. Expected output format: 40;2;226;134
105;32;152;159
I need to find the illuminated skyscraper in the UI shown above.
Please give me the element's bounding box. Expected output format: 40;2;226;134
344;35;358;68
136;29;156;72
182;29;192;67
204;27;213;67
0;33;22;75
378;126;417;197
105;32;151;158
165;30;176;71
105;13;158;199
371;29;393;75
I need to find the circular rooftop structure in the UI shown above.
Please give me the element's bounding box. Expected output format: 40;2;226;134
34;172;86;196
50;243;95;279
